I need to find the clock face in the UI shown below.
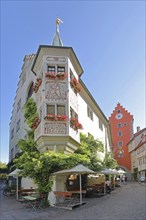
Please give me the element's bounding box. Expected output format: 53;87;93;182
115;113;123;119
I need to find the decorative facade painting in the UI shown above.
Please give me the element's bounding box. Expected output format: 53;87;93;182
117;147;124;157
44;122;67;134
45;81;67;101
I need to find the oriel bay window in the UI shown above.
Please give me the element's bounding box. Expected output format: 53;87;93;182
45;104;67;121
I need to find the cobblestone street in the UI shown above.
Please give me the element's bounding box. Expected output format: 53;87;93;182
0;181;146;220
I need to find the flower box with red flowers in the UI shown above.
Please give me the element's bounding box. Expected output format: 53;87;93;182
56;72;67;80
33;78;42;93
70;117;83;130
31;117;41;130
44;114;67;121
70;77;80;93
45;72;56;79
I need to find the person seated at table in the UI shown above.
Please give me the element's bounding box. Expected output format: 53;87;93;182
105;178;111;194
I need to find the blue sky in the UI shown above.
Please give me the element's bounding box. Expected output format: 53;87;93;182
1;1;145;163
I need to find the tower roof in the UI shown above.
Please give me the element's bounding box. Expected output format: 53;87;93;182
52;18;63;47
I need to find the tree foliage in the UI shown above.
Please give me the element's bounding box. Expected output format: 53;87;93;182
14;98;89;199
75;133;104;171
102;152;118;169
14;97;116;200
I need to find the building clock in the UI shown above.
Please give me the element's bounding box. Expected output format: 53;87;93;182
115;113;123;119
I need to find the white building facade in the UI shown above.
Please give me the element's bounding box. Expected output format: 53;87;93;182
9;23;112;166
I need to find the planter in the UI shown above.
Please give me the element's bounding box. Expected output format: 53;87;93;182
33;78;42;93
31;117;41;130
70;117;83;130
45;72;56;79
44;114;67;121
56;72;67;80
70;77;80;93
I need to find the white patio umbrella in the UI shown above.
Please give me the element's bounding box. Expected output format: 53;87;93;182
100;169;119;193
117;169;126;174
53;164;95;205
100;168;119;175
8;169;21;200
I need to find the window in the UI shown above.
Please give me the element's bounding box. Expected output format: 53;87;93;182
21;71;26;87
15;145;18;155
57;66;65;73
11;128;14;139
47;104;66;115
117;110;121;113
118;141;123;147
87;106;93;120
10;148;14;160
17;99;21;112
27;82;33;100
47;105;55;115
99;119;103;131
16;119;20;132
117;123;122;128
118;131;122;136
48;65;55;72
70;107;78;119
57;105;65;115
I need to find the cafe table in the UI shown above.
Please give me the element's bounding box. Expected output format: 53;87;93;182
22;195;42;211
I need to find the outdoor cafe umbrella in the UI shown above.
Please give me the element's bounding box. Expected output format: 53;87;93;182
53;164;95;205
117;169;126;174
8;169;21;200
100;168;119;193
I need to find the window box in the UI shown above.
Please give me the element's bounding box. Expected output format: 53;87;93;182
70;117;83;130
31;117;41;130
56;72;67;80
70;77;80;93
45;72;56;79
33;78;42;93
44;114;67;121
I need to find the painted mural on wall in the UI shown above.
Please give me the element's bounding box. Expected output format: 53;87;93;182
45;81;67;101
117;147;124;157
44;122;67;134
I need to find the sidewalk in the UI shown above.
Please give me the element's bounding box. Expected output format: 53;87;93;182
0;181;145;220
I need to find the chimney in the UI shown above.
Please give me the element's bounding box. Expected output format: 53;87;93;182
136;126;140;132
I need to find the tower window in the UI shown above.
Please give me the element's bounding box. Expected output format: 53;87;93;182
117;123;122;128
118;141;123;147
118;131;122;136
